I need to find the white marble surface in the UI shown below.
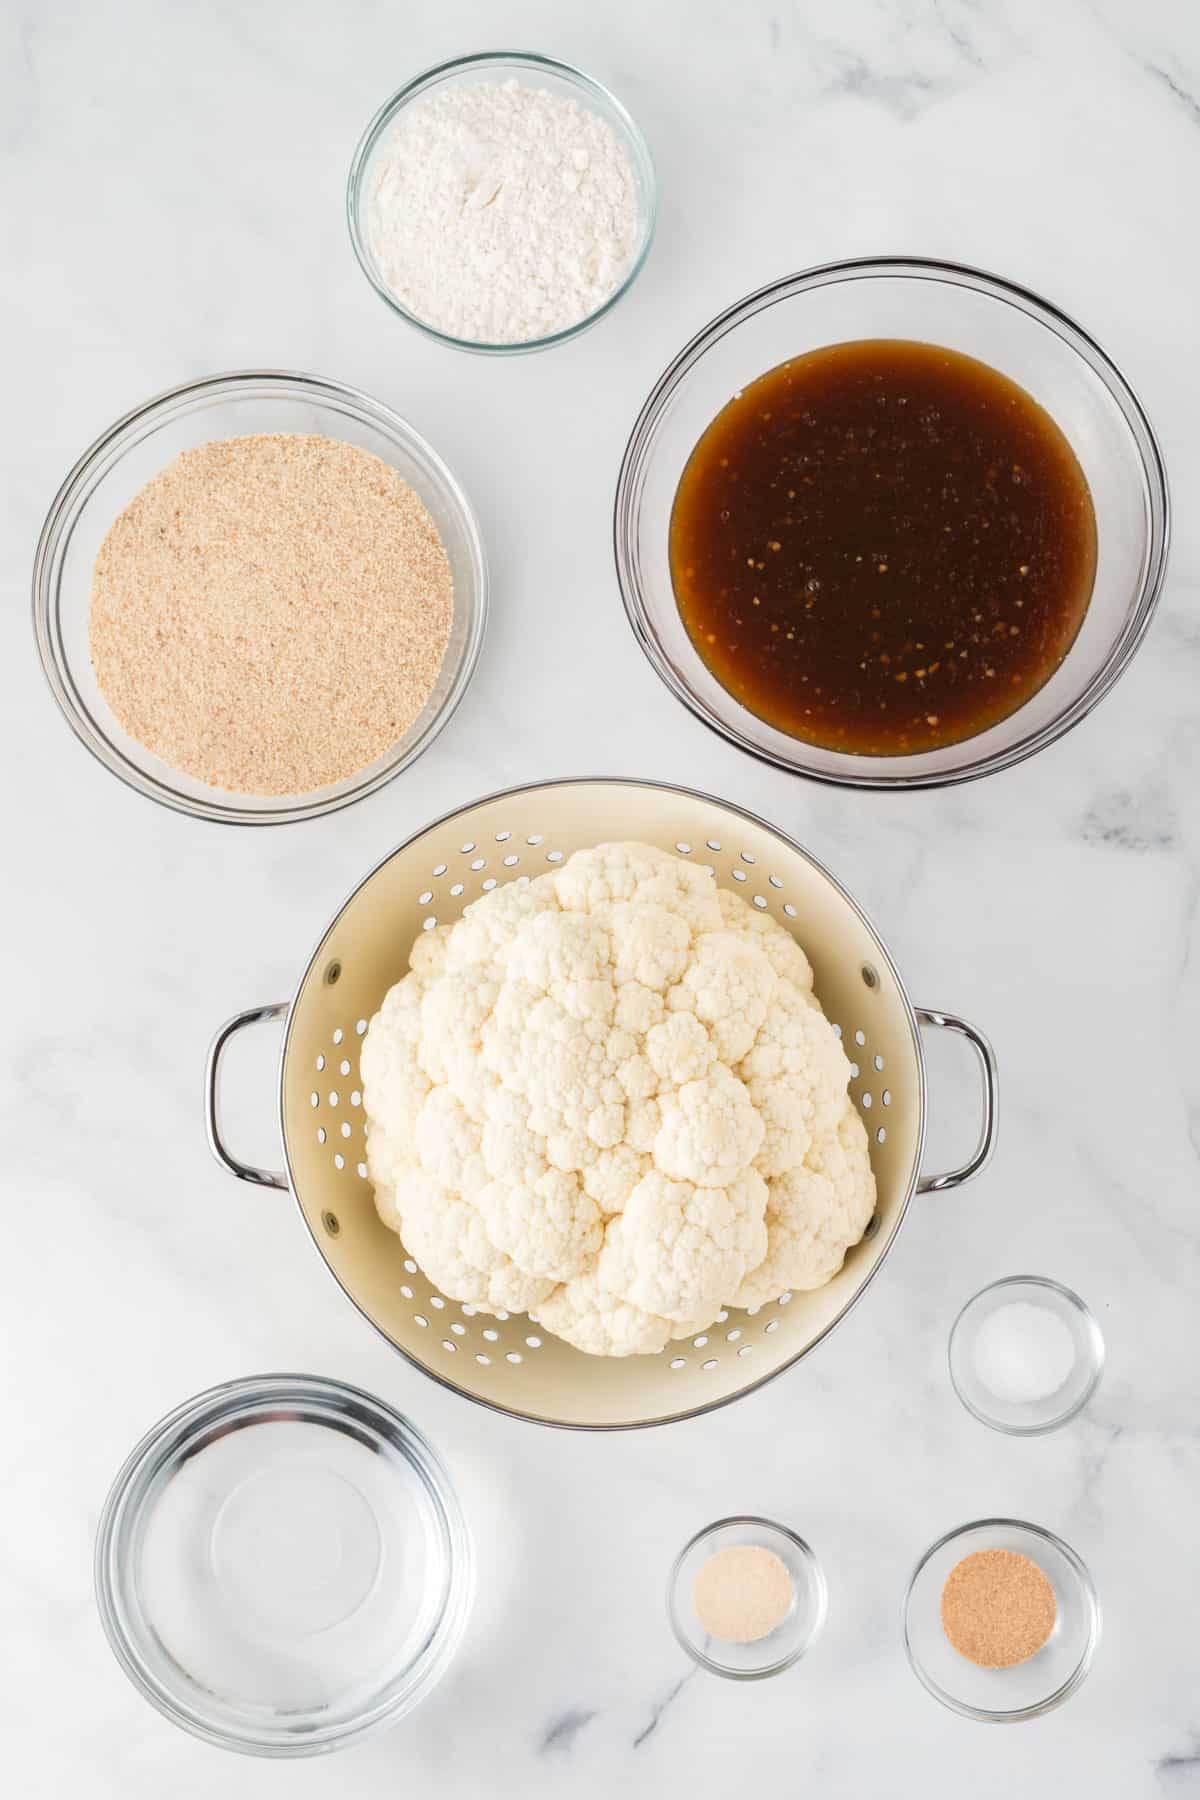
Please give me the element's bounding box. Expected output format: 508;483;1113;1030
4;0;1199;1791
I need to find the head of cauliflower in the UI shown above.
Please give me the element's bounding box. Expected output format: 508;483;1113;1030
361;842;875;1356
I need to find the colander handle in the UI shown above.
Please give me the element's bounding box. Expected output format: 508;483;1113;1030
915;1007;998;1193
205;1003;289;1191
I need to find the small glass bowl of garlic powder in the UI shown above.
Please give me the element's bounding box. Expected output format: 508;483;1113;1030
668;1517;827;1679
948;1276;1105;1435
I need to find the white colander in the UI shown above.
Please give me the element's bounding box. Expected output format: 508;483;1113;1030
206;780;996;1429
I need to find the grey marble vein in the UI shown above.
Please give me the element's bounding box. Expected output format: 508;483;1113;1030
539;1707;598;1754
632;1670;696;1749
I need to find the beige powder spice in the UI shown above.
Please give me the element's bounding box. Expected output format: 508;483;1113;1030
692;1544;794;1644
89;433;453;795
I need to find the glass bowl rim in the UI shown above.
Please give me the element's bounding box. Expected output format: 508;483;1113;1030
667;1513;828;1679
613;253;1171;790
346;49;658;355
947;1273;1106;1436
903;1515;1101;1721
93;1372;474;1757
32;367;488;826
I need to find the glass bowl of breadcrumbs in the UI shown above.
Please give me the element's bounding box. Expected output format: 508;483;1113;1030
33;370;487;825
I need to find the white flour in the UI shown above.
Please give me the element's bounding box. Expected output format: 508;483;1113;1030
366;79;641;344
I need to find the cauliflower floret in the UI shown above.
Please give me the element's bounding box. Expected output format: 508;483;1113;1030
532;1271;678;1357
360;985;429;1158
733;1107;877;1307
399;1175;555;1316
553;844;722;937
446;879;558;968
654;1064;764;1186
716;887;816;993
414;1086;487;1195
360;841;876;1357
669;931;776;1062
478;1169;603;1282
600;901;691;991
645;1011;715;1087
600;1168;767;1322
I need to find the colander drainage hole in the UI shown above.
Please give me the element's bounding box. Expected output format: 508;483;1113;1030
702;1358;718;1371
321;1210;340;1237
861;964;879;990
324;960;341;986
669;1357;686;1369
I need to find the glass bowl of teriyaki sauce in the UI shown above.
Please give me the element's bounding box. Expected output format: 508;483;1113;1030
614;257;1168;790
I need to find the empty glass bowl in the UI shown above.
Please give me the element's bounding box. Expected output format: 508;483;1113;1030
615;256;1169;789
949;1276;1105;1434
904;1519;1100;1721
94;1375;473;1756
668;1516;827;1679
347;52;656;354
33;370;487;825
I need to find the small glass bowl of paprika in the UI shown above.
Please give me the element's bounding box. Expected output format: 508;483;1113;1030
904;1518;1100;1721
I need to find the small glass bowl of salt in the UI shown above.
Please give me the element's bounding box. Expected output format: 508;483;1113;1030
948;1276;1105;1435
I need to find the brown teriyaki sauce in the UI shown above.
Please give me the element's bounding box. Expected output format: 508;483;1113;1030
669;339;1098;755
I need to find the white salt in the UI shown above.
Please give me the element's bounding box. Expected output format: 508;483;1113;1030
972;1301;1076;1405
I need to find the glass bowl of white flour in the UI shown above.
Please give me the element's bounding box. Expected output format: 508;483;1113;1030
348;51;656;353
